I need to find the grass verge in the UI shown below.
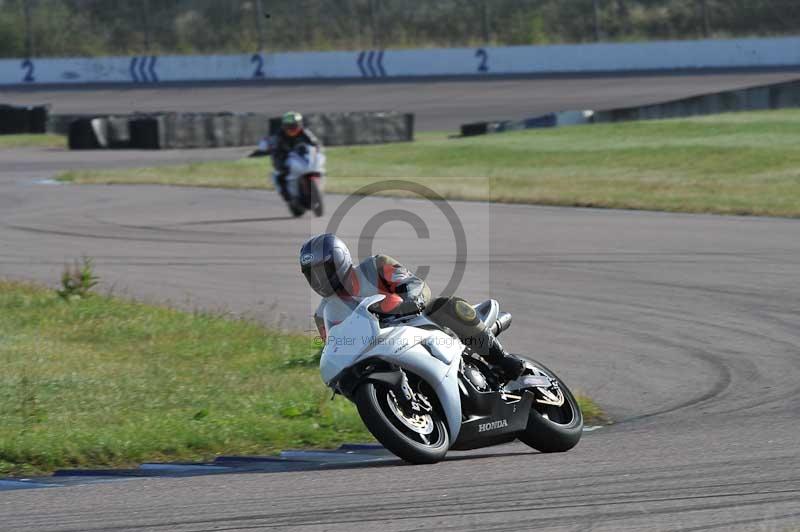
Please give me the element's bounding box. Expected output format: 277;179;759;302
0;280;605;476
0;134;65;149
0;280;366;476
574;394;607;425
58;110;800;217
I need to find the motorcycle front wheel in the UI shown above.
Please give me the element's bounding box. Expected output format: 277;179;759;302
517;358;583;453
355;380;449;464
308;177;324;217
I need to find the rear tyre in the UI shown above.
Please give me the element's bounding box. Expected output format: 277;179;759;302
517;358;583;453
355;381;449;464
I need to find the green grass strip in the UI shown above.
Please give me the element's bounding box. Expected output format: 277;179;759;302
0;280;368;476
59;110;800;217
0;134;66;149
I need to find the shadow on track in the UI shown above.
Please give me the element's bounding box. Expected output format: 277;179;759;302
1;446;545;492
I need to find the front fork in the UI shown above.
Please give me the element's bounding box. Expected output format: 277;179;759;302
394;370;433;416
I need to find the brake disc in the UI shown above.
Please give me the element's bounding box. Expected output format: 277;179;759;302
387;391;434;435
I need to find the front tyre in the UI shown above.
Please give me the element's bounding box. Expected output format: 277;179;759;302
517;358;583;453
308;177;324;217
355;381;449;464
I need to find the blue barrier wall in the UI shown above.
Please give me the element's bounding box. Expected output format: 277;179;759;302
1;37;799;87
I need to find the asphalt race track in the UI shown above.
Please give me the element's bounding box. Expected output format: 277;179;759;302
3;71;800;131
1;75;800;531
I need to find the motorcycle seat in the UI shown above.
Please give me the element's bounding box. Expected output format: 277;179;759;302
473;299;499;330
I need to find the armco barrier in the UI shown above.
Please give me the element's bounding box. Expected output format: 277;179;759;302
459;79;800;135
594;79;800;123
2;36;800;86
460;111;593;136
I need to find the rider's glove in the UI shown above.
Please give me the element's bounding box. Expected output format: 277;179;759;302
369;293;404;315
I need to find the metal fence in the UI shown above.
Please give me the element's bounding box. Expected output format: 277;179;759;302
1;0;799;59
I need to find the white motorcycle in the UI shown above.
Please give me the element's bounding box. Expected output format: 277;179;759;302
320;294;583;464
272;143;326;217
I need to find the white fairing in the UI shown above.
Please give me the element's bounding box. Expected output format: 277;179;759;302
320;295;465;441
272;144;326;200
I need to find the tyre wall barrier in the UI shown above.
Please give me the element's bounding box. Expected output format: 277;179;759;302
65;111;412;149
2;36;800;87
67;119;101;149
268;112;414;146
154;113;274;149
128;116;163;150
49;113;104;135
68;113;269;150
68;116;135;149
593;79;800;123
68;116;131;149
0;104;48;134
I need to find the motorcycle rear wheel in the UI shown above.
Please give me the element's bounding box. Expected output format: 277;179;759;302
355;381;449;464
517;358;583;453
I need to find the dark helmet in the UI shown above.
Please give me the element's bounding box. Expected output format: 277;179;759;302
282;111;303;137
299;233;353;297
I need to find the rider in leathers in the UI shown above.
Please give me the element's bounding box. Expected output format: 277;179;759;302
300;233;525;381
272;111;322;205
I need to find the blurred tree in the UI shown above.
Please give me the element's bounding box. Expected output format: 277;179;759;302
0;0;798;58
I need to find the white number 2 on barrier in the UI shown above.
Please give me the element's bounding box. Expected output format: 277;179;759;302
21;59;35;82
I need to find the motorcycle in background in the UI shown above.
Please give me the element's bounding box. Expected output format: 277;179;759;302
270;142;326;218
